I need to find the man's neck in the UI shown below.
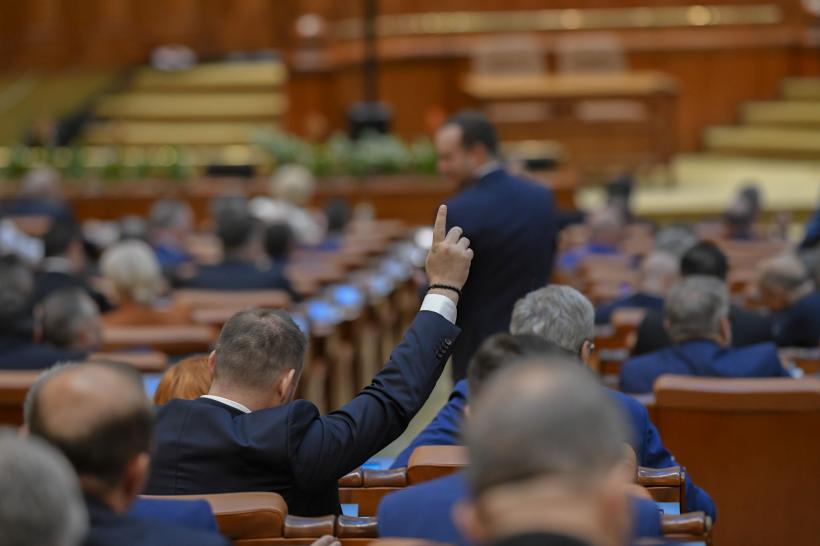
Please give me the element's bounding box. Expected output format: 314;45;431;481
81;480;131;514
206;385;280;413
474;159;502;180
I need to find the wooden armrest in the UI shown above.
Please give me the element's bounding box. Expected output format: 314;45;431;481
638;466;683;487
363;468;407;488
89;351;168;373
339;468;364;487
406;446;468;485
283;515;336;538
661;511;711;537
335;515;378;538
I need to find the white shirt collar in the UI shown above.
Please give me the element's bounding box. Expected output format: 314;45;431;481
200;395;251;414
475;160;502;179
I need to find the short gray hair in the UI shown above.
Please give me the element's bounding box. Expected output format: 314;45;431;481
510;285;594;354
0;430;88;546
39;289;100;348
758;253;813;294
465;358;629;495
100;240;163;304
665;275;729;342
149;199;192;231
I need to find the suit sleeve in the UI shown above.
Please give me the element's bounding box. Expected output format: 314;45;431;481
390;379;469;468
289;311;460;489
639;410;717;520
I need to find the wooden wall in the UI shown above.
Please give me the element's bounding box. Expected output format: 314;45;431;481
1;1;818;153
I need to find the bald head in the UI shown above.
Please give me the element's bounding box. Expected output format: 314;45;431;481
27;362;153;489
465;358;629;496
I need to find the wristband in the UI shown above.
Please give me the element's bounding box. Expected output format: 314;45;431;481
428;284;462;299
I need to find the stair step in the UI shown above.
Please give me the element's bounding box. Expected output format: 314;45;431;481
83;121;279;147
742;101;820;127
782;78;820;101
704;126;820;158
96;93;287;121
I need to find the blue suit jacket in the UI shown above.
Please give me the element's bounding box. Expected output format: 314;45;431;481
391;380;716;519
145;311;460;516
620;339;788;394
129;498;218;533
446;169;557;380
378;472;661;546
178;259;296;298
85;496;229;546
799;207;820;249
0;336;86;370
772;292;820;348
595;293;665;326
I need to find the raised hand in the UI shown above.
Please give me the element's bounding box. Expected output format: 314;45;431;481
425;205;474;300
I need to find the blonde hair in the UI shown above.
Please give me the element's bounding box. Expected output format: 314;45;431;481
100;240;163;305
271;164;316;206
153;355;213;405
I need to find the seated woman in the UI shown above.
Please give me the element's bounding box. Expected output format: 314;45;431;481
100;239;190;326
153;355;212;405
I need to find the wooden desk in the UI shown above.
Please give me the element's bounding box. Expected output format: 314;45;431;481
463;72;678;174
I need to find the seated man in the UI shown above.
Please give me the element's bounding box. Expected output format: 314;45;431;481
758;253;820;348
0;430;87;546
25;362;230;546
393;285;715;519
621;276;789;394
148;199;195;272
557;206;625;275
37;288;102;354
146;206;473;516
595;251;678;325
379;334;663;546
0;258;87;370
455;360;635;546
632;241;773;356
177;204;296;296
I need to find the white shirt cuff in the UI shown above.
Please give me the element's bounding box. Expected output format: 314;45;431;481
420;293;457;324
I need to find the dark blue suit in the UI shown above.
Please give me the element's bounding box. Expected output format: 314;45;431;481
146;311;460;516
129;498;218;533
620;339;789;394
799;207;820;249
772;292;820;348
391;380;716;519
446;169;557;380
0;336;86;370
84;496;229;546
595;293;665;326
377;472;662;545
177;259;296;298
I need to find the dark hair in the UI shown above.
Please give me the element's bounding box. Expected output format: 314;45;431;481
42;219;81;258
680;241;729;280
467;333;577;399
216;207;258;252
0;255;34;336
264;222;294;262
325;198;350;234
215;309;307;390
28;362;153;489
39;288;98;348
443;110;498;155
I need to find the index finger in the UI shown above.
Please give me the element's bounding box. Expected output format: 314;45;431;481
433;204;447;244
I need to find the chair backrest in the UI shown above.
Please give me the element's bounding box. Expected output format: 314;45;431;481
0;370;40;426
88;351;168;372
101;324;216;354
174;289;291;310
406;445;468;485
654;376;820;546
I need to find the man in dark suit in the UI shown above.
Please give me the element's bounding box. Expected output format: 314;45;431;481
25;361;230;546
391;285;715;519
379;334;663;546
455;359;635;546
632;241;773;356
146;206;473;516
177;205;296;297
0;257;87;370
33;219;111;311
438;110;557;381
621;276;789;394
758;252;820;348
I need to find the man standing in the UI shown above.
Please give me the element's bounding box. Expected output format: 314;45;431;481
437;110;557;380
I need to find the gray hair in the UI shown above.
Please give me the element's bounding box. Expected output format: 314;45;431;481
758;253;813;294
39;288;100;349
510;285;594;354
465;358;629;495
149;199;192;231
654;225;697;258
100;240;163;304
0;430;88;546
664;275;729;342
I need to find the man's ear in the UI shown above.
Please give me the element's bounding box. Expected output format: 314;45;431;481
580;340;593;366
123;452;150;504
277;369;297;402
453;499;490;545
463;404;471;421
208;351;217;376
